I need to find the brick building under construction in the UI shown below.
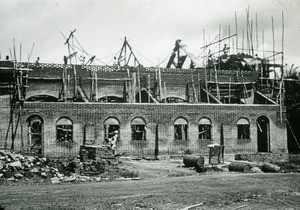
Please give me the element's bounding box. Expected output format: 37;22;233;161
0;35;288;161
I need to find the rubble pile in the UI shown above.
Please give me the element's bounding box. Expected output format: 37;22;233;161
79;145;121;176
0;147;138;185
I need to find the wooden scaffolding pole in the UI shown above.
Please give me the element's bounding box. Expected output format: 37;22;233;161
235;11;238;53
255;13;259;55
126;67;132;103
228;76;231;104
158;67;163;101
191;70;198;103
132;71;136;103
280;11;285;123
137;67;141;103
242;29;244;53
147;74;150;103
272;16;275;65
203;29;210;103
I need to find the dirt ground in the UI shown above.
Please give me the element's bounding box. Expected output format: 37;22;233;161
1;158;300;210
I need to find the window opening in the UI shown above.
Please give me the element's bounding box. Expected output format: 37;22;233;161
237;118;250;140
104;118;120;140
131;118;146;141
174;118;188;141
56;118;73;142
198;118;212;140
28;116;43;155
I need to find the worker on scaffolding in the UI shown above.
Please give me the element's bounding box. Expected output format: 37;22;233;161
107;130;118;154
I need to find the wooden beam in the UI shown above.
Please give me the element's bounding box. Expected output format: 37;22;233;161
140;88;159;103
207;81;254;85
202;89;222;104
86;77;131;81
255;91;278;105
27;77;62;81
147;74;150;103
132;72;136;103
77;85;89;103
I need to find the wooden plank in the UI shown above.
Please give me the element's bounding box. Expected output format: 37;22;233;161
86;77;131;81
202;89;222;104
28;77;62;81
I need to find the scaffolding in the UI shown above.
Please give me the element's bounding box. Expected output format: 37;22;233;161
0;60;31;150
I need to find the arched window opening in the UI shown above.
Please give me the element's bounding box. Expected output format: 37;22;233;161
104;118;120;140
131;118;146;141
27;116;43;155
174;118;188;141
56;117;73;142
198;118;212;140
237;118;250;140
26;95;58;102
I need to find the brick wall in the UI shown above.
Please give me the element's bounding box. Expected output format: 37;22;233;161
25;63;255;101
6;102;286;158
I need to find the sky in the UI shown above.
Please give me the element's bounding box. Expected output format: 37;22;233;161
0;0;299;69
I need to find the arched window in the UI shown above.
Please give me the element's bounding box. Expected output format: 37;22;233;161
174;118;188;141
27;116;43;155
84;123;95;145
56;117;73;142
198;118;212;140
104;118;120;140
237;118;250;140
131;118;146;141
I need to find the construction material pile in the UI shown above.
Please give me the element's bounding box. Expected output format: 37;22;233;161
0;148;138;185
228;161;281;173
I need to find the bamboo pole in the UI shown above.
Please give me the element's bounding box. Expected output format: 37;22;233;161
280;11;284;123
163;81;167;100
272;16;275;65
255;13;258;55
203;29;209;103
218;25;221;60
9;48;12;60
246;8;250;54
90;69;94;101
63;65;67;101
158;67;162;101
262;30;265;58
124;37;127;65
132;71;136;103
147;74;150;103
127;67;132;103
229;76;231;104
20;105;24;152
228;22;231;54
242;29;244;53
19;43;22;63
191;71;198;102
250;19;254;56
235;11;238;53
95;71;98;101
197;69;201;103
137;67;141;103
13;38;17;61
214;64;220;100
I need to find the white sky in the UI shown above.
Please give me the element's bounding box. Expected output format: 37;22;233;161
0;0;299;69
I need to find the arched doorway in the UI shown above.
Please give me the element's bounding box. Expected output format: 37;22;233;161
257;116;270;152
27;116;43;155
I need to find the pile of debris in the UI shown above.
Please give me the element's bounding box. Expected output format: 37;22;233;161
0;147;138;185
